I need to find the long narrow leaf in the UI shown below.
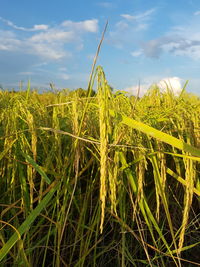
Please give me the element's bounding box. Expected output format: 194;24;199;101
0;182;59;262
109;109;200;157
22;153;51;184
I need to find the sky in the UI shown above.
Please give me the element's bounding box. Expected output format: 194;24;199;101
1;0;200;96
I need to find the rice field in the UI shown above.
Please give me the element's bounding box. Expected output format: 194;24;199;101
0;66;200;266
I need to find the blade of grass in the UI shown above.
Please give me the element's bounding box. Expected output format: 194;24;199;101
22;152;51;185
109;109;200;157
0;182;59;262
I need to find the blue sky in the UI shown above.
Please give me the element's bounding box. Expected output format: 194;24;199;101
1;0;200;95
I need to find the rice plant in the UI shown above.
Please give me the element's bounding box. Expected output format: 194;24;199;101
0;69;200;266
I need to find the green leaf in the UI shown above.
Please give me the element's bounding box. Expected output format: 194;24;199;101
0;182;59;262
109;110;200;157
22;153;51;184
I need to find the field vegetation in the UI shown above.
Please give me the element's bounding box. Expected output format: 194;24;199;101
0;66;200;266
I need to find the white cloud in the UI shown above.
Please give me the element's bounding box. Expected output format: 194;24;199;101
0;44;10;50
139;16;200;60
131;49;143;57
0;16;49;31
142;34;200;60
32;24;49;31
61;19;98;33
30;30;75;43
124;76;183;96
29;43;68;60
109;8;200;61
120;14;134;21
158;77;183;95
0;18;99;61
82;19;98;32
0;30;21;51
121;9;156;21
109;9;155;48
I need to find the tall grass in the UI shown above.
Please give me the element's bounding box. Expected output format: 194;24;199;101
0;70;200;266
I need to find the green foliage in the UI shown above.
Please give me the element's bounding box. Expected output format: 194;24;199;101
0;69;200;266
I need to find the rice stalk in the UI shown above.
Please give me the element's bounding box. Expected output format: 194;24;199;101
178;156;195;254
97;66;110;233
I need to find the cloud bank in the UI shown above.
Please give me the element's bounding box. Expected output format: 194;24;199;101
158;77;183;95
0;17;99;88
125;77;183;96
0;17;99;60
130;17;200;60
